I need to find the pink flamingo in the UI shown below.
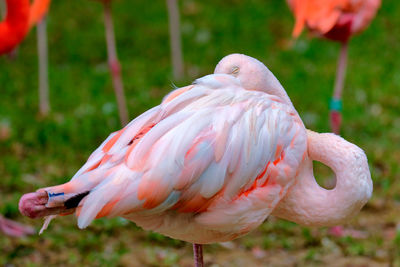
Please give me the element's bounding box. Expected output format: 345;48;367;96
19;54;372;266
287;0;381;134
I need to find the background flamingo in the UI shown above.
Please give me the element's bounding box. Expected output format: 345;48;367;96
0;0;29;54
0;0;51;114
19;54;372;266
0;0;33;237
287;0;381;134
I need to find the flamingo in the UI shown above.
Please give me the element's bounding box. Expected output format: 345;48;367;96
287;0;381;134
0;0;51;56
0;0;30;54
19;54;372;266
0;0;35;237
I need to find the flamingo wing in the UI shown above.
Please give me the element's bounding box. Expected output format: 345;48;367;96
44;74;307;230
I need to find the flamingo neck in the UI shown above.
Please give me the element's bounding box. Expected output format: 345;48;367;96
262;70;295;110
272;130;372;227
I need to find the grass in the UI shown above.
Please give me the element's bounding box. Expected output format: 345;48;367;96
1;0;399;266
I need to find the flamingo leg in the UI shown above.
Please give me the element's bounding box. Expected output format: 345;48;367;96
103;0;129;126
166;0;184;80
37;17;50;116
0;215;35;237
330;41;348;135
193;243;204;267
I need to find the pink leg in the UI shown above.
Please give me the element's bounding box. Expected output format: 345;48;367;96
330;110;342;135
166;0;184;80
193;243;204;267
37;17;50;116
103;1;129;126
330;41;348;135
0;215;35;237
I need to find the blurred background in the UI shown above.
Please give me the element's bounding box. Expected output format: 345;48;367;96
0;0;399;266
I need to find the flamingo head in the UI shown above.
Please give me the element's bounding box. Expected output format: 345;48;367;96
214;53;294;108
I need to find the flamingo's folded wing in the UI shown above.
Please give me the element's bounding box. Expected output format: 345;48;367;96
46;82;306;230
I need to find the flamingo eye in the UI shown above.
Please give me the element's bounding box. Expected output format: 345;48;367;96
231;66;239;75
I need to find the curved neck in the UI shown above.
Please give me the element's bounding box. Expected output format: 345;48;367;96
263;69;295;111
272;130;372;226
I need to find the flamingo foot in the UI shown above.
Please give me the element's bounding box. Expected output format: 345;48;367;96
0;215;35;237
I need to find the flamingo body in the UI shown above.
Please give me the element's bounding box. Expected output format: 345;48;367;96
0;0;30;54
40;73;307;243
289;0;381;42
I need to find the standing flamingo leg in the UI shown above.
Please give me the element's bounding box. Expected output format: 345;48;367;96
37;17;50;116
102;0;129;126
166;0;184;80
193;243;204;267
330;42;348;134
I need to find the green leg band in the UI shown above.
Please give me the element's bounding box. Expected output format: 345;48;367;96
329;98;342;112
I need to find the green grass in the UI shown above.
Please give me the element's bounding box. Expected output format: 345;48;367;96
1;0;399;266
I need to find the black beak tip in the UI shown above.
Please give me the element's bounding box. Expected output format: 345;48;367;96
64;191;90;209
